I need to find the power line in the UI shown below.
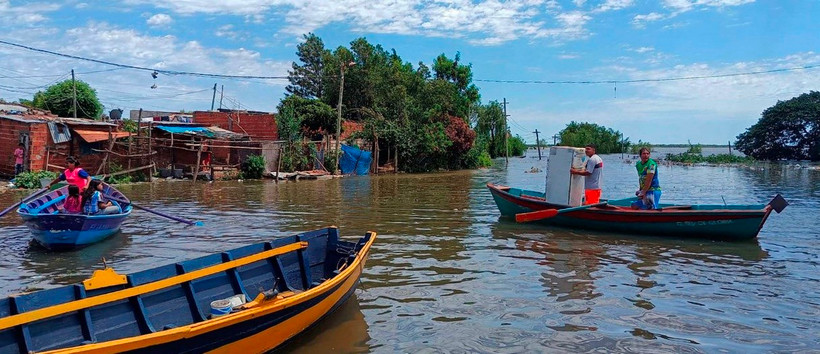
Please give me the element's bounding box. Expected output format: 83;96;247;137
0;39;290;80
5;39;816;86
475;63;820;85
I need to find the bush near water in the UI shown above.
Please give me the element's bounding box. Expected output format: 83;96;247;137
13;170;57;189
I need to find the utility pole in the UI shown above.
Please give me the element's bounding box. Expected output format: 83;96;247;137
533;129;542;160
71;69;77;119
219;85;224;110
211;83;217;111
335;62;354;174
502;98;509;167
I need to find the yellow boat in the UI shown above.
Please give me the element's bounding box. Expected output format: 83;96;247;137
0;227;376;353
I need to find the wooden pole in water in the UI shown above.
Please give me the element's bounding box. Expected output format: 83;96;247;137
193;139;202;182
275;144;281;184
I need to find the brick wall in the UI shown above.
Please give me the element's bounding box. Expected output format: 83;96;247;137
193;111;278;141
0;119;32;176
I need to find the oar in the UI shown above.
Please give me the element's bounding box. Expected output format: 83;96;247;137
515;197;638;223
106;195;204;226
0;187;49;218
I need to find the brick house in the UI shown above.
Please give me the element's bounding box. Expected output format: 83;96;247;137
193;110;278;141
1;103;129;178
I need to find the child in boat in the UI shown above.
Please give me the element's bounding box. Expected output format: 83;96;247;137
61;185;82;214
81;180;120;215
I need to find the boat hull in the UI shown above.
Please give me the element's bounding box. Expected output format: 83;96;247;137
20;213;129;250
488;183;772;241
0;227;376;354
16;183;132;250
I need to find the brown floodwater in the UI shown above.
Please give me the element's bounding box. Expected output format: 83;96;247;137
1;155;819;352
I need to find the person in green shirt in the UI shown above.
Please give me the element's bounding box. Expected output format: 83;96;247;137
631;147;661;210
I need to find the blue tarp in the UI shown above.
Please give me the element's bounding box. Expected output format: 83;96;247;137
155;126;211;134
340;144;371;175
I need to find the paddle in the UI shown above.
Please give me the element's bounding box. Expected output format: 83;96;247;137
515;197;638;223
106;195;204;226
0;187;49;218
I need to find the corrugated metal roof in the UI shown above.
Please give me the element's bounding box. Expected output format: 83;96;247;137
48;122;72;143
155;125;248;140
73;129;131;143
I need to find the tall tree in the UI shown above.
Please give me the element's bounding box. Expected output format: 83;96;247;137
286;33;331;99
735;91;820;161
558;122;629;154
31;79;102;119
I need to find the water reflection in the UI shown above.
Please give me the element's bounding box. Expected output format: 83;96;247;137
278;295;371;353
1;156;818;352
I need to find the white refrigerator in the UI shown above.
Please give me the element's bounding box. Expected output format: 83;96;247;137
545;146;587;206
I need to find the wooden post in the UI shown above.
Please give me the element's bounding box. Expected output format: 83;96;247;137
148;119;153;182
395;144;398;173
275;144;281;184
96;127;115;176
45;148;50;173
193;140;202;182
127;131;132;172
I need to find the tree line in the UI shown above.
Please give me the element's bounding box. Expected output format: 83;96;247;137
279;33;527;172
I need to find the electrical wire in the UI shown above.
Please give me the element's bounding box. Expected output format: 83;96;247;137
475;63;820;84
0;39;290;80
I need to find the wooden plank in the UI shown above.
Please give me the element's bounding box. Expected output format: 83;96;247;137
0;242;308;331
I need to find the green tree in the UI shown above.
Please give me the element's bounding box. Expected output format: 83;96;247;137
286;33;331;99
32;80;103;118
735;91;820;161
629;140;652;154
278;95;336;139
284;35;484;172
472;101;506;158
558;122;629;154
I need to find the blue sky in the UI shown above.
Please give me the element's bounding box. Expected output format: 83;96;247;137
0;0;817;144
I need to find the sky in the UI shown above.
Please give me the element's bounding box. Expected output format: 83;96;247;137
0;0;818;145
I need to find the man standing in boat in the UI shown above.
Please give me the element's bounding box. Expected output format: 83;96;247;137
46;156;92;192
631;147;661;209
570;143;603;204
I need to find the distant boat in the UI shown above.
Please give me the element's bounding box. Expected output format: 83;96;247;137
16;182;131;250
487;183;785;241
0;227;376;353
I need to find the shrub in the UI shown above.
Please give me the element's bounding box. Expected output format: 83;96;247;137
14;170;57;189
241;155;266;179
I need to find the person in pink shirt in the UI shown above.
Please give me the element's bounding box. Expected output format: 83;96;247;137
61;185;83;214
46;156;91;192
13;143;24;176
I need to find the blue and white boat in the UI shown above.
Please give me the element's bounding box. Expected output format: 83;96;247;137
16;182;131;250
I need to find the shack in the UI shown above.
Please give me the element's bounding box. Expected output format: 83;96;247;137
150;124;263;180
0;103;130;178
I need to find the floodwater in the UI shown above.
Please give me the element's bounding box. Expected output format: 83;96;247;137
1;154;819;353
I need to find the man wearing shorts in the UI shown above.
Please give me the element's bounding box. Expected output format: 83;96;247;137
631;147;662;210
570;144;603;204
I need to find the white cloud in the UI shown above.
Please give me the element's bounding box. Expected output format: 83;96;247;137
0;22;291;113
632;12;665;28
593;0;634;13
634;47;654;53
118;0;600;46
663;0;755;16
0;0;59;24
146;13;172;27
513;52;820;143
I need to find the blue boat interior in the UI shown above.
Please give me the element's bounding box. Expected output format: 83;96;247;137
0;227;370;353
18;184;131;215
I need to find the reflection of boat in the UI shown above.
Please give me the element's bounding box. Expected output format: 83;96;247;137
0;227;376;353
278;294;371;353
488;183;784;241
16;183;132;250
